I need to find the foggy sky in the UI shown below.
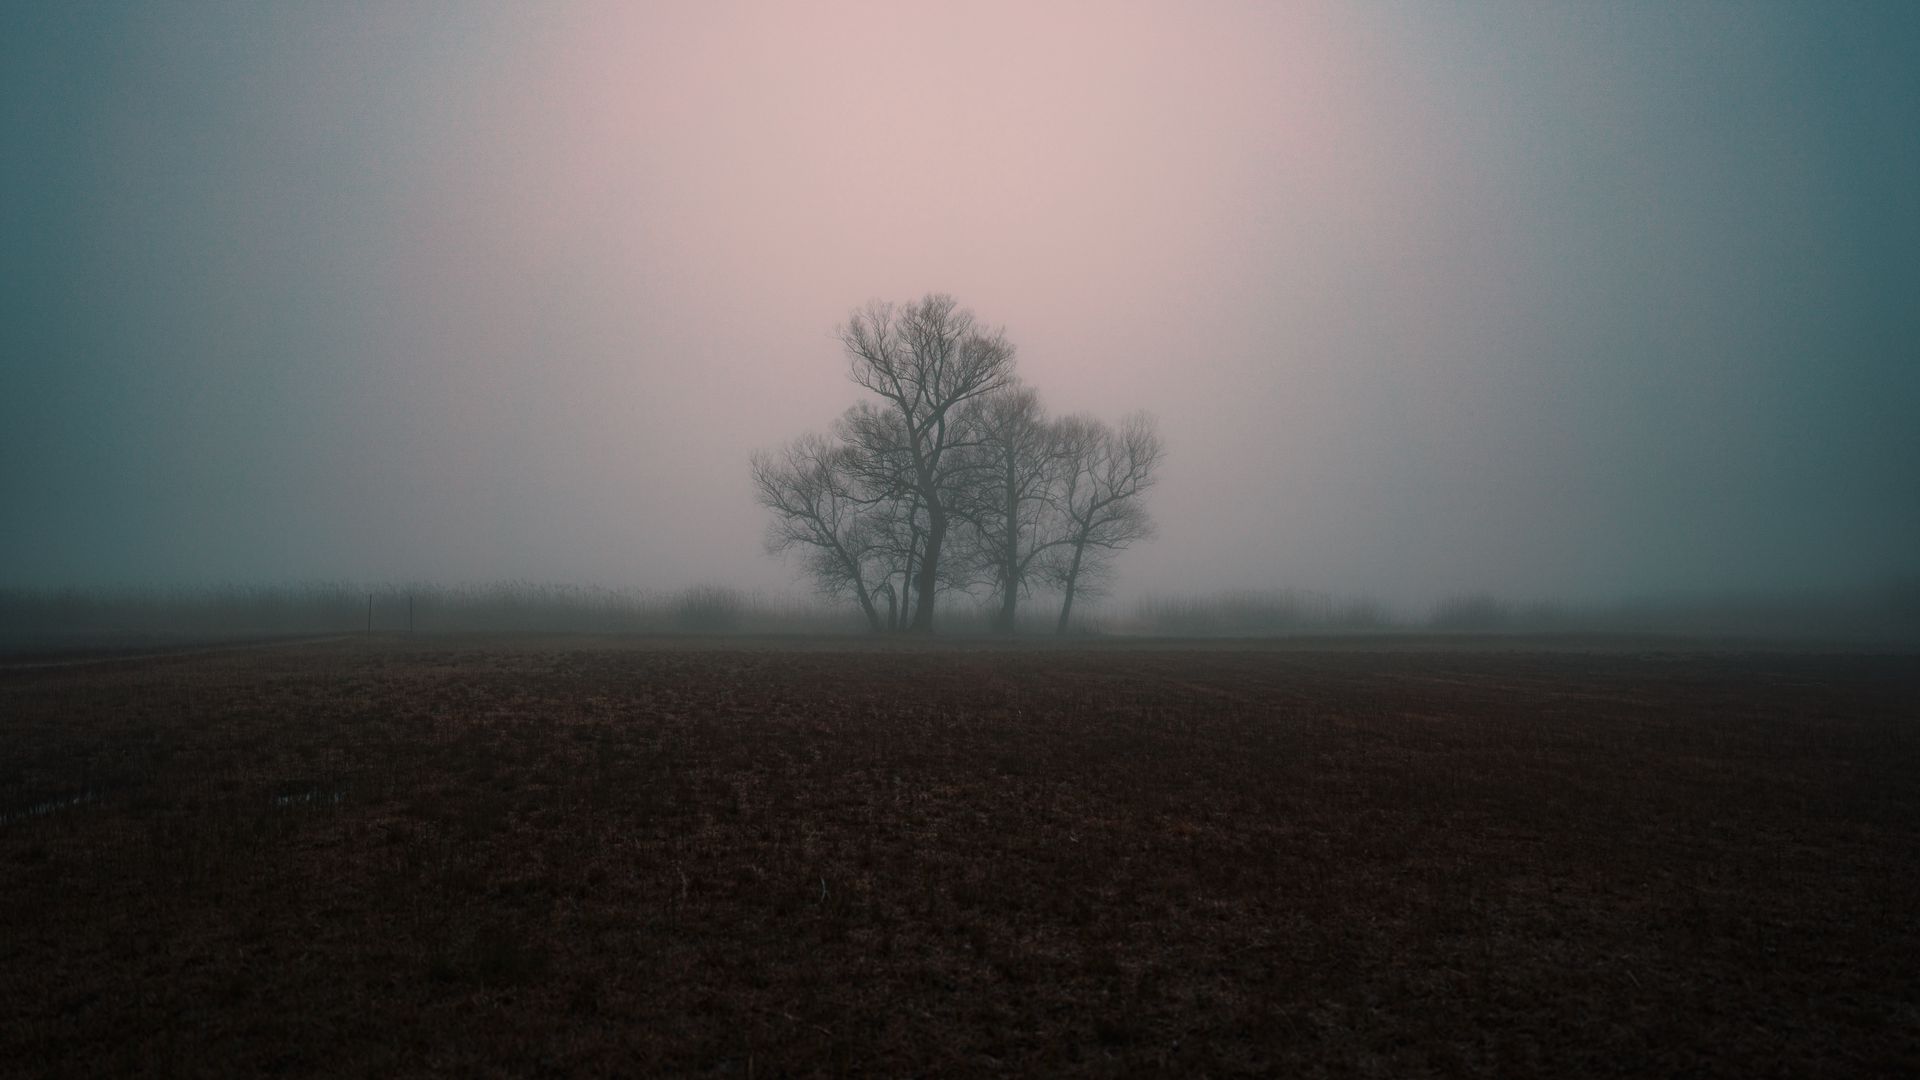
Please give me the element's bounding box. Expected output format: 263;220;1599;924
5;1;1917;610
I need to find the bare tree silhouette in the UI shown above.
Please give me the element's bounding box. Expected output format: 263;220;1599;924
954;386;1071;633
1047;412;1164;636
753;294;1162;634
751;433;890;632
839;295;1016;632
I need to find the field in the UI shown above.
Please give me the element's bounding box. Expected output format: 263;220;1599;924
3;636;1916;1076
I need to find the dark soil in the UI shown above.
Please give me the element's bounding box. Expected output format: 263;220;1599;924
3;637;1916;1076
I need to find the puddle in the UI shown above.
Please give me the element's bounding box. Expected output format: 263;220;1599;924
1;788;98;826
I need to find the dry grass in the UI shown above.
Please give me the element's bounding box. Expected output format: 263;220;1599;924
3;637;1916;1076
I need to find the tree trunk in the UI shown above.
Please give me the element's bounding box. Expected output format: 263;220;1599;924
996;457;1019;635
1055;540;1086;637
899;497;920;634
852;578;883;634
909;509;945;633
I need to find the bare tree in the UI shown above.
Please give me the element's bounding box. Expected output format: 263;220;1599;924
753;295;1165;635
750;434;889;632
840;294;1016;632
1047;412;1164;636
830;402;927;630
954;385;1069;634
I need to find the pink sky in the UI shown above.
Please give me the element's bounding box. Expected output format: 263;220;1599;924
6;1;1915;609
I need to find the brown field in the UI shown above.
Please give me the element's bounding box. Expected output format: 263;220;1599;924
3;636;1917;1077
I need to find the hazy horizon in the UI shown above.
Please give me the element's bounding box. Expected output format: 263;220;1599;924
6;1;1917;613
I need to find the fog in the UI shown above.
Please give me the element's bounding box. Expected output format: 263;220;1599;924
5;1;1916;616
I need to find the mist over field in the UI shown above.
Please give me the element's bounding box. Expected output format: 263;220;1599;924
8;8;1920;1071
4;1;1917;623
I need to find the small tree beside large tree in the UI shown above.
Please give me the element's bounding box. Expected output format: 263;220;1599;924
754;293;1163;635
954;385;1072;634
1046;412;1165;636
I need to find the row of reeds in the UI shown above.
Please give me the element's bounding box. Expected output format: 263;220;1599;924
4;580;1915;645
1124;585;1920;641
0;582;866;643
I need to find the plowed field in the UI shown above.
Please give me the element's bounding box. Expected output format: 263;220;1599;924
4;637;1916;1076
